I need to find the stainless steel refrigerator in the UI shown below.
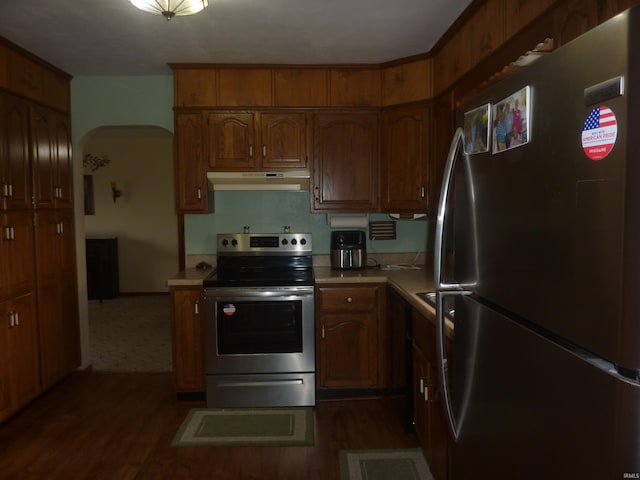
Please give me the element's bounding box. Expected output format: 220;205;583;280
433;6;640;479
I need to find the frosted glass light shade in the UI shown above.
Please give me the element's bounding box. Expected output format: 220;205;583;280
129;0;209;20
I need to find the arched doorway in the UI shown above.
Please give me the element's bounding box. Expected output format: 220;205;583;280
79;125;177;371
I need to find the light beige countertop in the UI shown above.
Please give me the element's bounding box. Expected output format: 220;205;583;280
167;267;211;287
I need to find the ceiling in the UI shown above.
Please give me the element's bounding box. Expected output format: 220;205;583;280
0;0;472;76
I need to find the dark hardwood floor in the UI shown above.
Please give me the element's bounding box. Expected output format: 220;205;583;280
0;372;419;479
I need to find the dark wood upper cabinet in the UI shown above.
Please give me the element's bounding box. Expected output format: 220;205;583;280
175;112;208;213
381;103;430;213
312;112;379;212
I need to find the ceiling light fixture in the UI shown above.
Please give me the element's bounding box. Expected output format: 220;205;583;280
129;0;209;21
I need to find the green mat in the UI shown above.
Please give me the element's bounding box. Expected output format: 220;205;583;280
171;407;314;447
339;448;433;480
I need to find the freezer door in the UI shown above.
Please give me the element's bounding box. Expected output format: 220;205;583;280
450;12;639;369
443;294;640;479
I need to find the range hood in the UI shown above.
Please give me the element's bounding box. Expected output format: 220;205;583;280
207;170;310;191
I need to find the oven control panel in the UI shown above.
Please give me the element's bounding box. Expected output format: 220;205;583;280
217;233;312;254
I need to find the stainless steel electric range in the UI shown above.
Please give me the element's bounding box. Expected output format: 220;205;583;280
202;232;315;408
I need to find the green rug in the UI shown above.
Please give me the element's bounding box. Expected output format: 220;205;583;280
171;407;314;447
339;448;433;480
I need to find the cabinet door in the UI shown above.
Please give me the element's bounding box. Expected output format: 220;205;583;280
6;50;44;103
207;112;257;170
0;295;41;423
1;93;31;210
35;209;79;389
429;357;450;480
175;112;208;212
34;209;62;388
171;287;204;392
387;289;411;389
2;211;36;298
30;105;72;210
413;308;450;480
552;0;599;47
6;293;41;414
52;112;73;209
312;113;379;212
318;312;378;388
0;298;12;422
413;342;429;447
259;112;308;169
30;105;55;209
173;69;217;107
381;104;429;213
57;210;80;377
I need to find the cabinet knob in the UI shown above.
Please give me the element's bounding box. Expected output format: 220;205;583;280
194;300;199;315
262;144;267;158
346;297;353;303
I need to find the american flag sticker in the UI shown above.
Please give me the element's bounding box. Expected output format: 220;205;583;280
581;105;618;161
222;303;236;316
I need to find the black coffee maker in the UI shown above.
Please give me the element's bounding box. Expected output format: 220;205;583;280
330;230;366;270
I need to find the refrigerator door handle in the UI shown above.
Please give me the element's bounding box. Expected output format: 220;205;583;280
436;290;469;441
434;127;464;290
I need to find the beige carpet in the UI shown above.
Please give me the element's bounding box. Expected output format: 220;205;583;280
88;295;172;372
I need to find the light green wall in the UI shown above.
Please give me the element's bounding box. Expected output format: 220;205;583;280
71;76;174;140
186;191;431;255
71;76;432;258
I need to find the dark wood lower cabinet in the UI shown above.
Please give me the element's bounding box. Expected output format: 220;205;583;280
35;209;80;390
412;308;450;480
170;286;204;394
315;284;385;392
0;293;41;423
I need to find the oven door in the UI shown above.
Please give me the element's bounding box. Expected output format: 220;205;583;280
204;287;315;374
203;287;315;407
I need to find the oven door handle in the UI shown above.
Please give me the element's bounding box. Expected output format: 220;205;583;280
205;288;314;298
217;378;305;387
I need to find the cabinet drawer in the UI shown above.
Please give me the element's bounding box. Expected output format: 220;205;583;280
317;286;379;312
